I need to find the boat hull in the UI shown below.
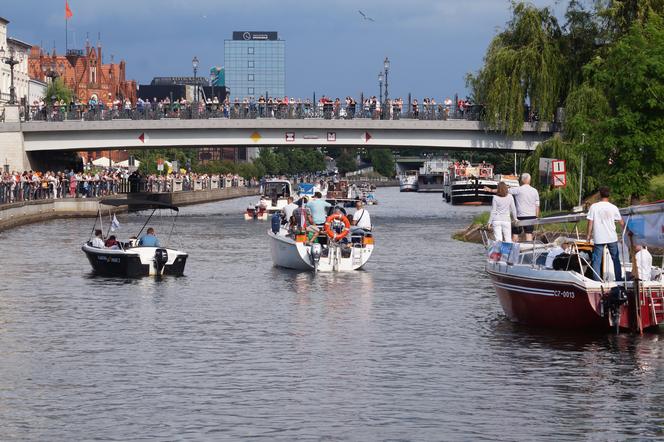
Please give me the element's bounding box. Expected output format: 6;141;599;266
82;244;188;277
487;264;663;331
445;179;496;205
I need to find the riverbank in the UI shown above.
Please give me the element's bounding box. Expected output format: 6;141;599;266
0;187;258;232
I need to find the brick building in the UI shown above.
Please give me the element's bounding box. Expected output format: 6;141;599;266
28;41;137;105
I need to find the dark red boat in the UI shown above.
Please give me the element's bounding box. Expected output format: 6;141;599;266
485;203;664;333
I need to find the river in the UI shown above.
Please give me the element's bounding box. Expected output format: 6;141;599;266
0;187;662;441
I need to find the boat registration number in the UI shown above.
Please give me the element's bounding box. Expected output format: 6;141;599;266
554;290;575;299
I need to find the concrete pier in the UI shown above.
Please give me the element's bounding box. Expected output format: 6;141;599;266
0;187;258;232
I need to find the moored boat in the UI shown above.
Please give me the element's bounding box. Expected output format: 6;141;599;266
417;158;450;192
399;170;419;192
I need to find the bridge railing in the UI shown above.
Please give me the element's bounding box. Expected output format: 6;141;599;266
20;102;487;123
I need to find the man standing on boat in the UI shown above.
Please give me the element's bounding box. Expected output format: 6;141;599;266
485;173;540;242
307;192;332;226
586;187;625;281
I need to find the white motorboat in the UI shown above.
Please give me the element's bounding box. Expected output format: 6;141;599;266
81;199;188;277
399;170;419;192
245;179;293;220
268;215;374;272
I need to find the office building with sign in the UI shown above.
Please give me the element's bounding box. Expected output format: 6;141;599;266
224;31;285;100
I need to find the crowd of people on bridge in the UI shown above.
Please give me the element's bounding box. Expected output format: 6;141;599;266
24;93;482;122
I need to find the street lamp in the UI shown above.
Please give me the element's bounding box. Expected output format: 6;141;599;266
0;46;24;105
383;56;390;114
192;56;199;103
42;59;60;83
378;72;384;106
210;72;215;102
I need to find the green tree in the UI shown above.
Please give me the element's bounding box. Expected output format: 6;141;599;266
336;150;357;174
45;78;73;104
467;2;563;135
368;149;395;177
568;12;664;202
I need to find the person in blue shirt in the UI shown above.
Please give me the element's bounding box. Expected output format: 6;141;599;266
138;227;161;247
306;192;332;225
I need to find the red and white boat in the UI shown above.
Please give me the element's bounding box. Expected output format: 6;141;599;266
485;202;664;332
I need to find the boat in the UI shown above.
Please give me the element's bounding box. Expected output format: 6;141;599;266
81;199;188;277
268;214;374;272
245;179;293;220
399;170;418;192
326;179;359;207
443;163;517;205
484;203;664;332
354;182;378;205
417;158;451;192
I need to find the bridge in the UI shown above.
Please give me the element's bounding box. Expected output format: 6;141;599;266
0;105;554;171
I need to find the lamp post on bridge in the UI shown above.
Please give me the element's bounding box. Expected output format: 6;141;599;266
0;46;23;105
378;71;384;107
383;57;390;119
192;56;199;103
210;72;215;103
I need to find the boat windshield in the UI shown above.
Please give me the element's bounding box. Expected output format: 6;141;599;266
264;182;291;198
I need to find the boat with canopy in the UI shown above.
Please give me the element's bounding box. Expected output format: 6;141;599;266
81;198;188;277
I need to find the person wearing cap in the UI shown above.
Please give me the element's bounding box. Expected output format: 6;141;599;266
545;237;572;269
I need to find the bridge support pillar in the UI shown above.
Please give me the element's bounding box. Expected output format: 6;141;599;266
0;105;30;172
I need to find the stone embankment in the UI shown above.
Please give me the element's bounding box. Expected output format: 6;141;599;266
0;187;258;232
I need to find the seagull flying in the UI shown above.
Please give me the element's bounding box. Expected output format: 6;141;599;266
358;10;375;22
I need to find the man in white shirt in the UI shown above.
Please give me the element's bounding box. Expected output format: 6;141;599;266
484;173;540;242
586;186;625;281
509;173;540;242
634;244;652;281
282;196;298;224
352;201;372;231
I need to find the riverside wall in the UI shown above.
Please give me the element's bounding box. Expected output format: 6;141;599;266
0;187;258;232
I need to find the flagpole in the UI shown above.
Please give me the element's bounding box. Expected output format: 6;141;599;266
65;16;68;52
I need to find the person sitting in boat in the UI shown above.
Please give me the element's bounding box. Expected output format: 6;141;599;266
138;227;161;247
293;197;320;245
545;237;572;269
488;182;517;243
91;229;105;248
105;235;120;250
351;200;372;232
307;191;332;226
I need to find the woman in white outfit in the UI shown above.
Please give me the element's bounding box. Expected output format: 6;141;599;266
488;182;517;243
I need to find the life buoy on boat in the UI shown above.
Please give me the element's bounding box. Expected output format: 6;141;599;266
324;214;351;241
480;168;490;178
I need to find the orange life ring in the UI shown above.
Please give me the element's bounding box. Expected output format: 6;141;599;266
324;214;351;241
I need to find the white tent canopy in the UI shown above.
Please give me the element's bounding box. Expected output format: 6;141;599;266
91;156;114;167
115;158;141;167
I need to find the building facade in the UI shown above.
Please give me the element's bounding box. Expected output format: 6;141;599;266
224;31;284;101
28;41;137;105
0;17;32;105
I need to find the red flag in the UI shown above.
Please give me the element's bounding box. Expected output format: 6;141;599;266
65;1;73;19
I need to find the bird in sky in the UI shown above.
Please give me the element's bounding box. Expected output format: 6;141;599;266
358;10;375;22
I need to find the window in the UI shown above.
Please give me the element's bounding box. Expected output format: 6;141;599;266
247;74;254;81
247;87;254;95
247;47;254;55
247;60;255;68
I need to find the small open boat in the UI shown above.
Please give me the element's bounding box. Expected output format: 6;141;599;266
268;214;374;272
484;202;664;332
82;199;188;277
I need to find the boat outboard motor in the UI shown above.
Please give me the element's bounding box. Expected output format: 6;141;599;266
154;248;168;275
271;212;281;233
310;243;322;271
602;286;628;333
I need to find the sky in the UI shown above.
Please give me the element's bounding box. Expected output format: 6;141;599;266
3;0;563;100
